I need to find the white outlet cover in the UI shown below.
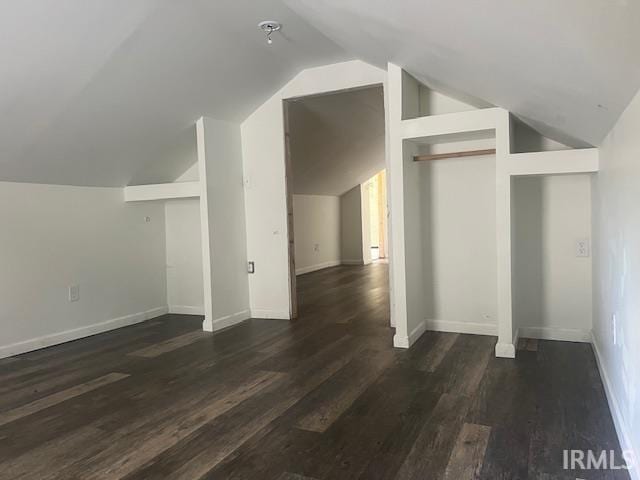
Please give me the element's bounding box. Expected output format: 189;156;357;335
69;285;80;302
576;238;590;257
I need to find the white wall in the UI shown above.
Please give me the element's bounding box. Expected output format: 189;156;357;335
512;174;593;341
0;182;167;358
165;198;203;315
592;88;640;473
420;155;498;335
340;185;364;264
292;194;341;275
241;60;386;319
198;117;250;330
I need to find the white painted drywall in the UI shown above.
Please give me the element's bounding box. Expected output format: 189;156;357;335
0;182;167;358
241;60;386;319
292;194;341;275
340;186;364;265
165;198;204;315
198;117;250;330
402;141;427;343
512;174;593;341
592;88;640;472
419;155;498;334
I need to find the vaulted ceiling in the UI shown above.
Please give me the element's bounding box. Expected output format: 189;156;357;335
289;86;385;196
285;0;640;147
1;1;639;187
0;1;350;187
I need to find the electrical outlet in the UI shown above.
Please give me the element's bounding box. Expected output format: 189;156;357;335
247;261;255;274
576;238;590;257
69;285;80;302
314;243;320;252
144;216;151;223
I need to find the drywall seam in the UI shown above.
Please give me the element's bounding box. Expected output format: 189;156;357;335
0;306;168;359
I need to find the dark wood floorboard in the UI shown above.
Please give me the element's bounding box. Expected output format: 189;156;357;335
0;263;628;479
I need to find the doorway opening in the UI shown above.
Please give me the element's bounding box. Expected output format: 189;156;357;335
282;85;390;329
364;170;388;262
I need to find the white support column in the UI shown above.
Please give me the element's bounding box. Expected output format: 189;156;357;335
387;63;410;348
196;118;214;331
495;110;516;358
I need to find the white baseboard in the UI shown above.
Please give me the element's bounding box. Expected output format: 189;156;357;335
203;309;251;332
425;319;498;336
591;332;639;480
495;342;516;358
341;259;364;266
250;309;290;320
0;306;169;359
518;326;591;343
296;260;341;276
394;319;428;349
169;305;205;315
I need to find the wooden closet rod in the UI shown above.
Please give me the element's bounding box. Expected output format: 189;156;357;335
413;148;496;162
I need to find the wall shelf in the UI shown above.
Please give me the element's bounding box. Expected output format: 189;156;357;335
124;181;200;202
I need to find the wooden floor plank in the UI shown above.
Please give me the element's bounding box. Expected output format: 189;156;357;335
0;372;129;427
80;370;284;480
417;332;459;372
128;329;209;358
443;422;492;480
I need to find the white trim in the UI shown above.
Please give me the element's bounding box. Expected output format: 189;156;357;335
203;309;251;332
495;342;516;358
425;319;497;336
341;259;365;266
0;306;169;359
169;305;205;315
518;326;591;343
296;260;341;276
508;148;599;176
393;319;428;349
591;332;639;480
123;182;200;202
250;309;290;320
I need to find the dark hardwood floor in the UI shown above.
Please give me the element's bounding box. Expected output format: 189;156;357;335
0;263;628;479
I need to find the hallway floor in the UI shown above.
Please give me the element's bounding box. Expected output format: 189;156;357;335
0;263;627;479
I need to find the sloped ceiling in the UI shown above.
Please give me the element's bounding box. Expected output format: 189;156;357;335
3;1;639;187
0;1;350;187
289;86;385;196
285;0;640;147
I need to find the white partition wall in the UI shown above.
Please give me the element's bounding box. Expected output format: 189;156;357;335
196;117;250;331
241;60;387;320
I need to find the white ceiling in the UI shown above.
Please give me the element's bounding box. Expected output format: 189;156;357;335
0;0;350;187
288;86;385;196
285;0;640;147
2;1;639;187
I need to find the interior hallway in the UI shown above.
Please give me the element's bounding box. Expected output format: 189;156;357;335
0;263;627;479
